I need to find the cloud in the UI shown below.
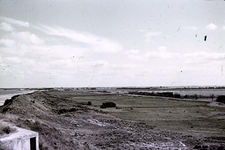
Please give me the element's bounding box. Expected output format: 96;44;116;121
206;23;217;30
145;31;162;38
146;50;225;62
1;16;224;87
124;49;142;60
5;31;44;45
0;17;30;27
223;26;225;30
158;46;167;50
36;25;122;53
145;49;175;59
126;48;225;64
0;39;15;47
31;45;87;60
15;32;44;45
0;22;14;31
129;49;140;55
4;57;35;65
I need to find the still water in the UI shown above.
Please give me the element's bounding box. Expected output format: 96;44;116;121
0;89;34;106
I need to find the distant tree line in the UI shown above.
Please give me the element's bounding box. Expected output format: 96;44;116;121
128;91;217;101
216;96;225;103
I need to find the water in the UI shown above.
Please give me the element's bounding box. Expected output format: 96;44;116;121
0;89;34;106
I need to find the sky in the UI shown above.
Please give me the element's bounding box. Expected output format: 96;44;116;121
0;0;225;88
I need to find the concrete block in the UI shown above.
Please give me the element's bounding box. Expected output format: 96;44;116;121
0;123;39;150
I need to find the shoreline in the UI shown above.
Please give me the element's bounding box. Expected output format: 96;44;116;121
0;90;36;106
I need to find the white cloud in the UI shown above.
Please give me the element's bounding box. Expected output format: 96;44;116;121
36;25;122;53
145;31;162;38
223;26;225;30
145;49;175;59
0;22;14;31
124;49;142;60
158;46;167;51
206;23;217;30
4;57;35;65
31;45;87;60
145;50;225;62
12;31;44;45
1;16;224;87
129;49;140;55
126;48;225;64
182;51;224;61
0;39;15;47
127;54;143;61
0;17;30;27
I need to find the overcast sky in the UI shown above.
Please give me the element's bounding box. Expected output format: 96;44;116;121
0;0;225;88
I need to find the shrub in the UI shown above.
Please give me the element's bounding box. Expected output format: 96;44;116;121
0;126;15;135
216;95;225;103
100;102;116;109
174;93;181;98
58;108;77;114
30;121;42;132
69;108;77;112
162;92;174;97
2;126;12;134
194;94;198;100
100;105;106;109
87;101;92;105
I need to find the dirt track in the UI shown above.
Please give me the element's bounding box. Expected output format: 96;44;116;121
0;90;224;150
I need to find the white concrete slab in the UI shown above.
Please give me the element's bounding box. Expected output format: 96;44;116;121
0;122;39;150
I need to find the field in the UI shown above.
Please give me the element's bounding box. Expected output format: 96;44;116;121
0;89;225;149
70;90;225;139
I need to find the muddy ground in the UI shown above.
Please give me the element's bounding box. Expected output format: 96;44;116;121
0;89;225;149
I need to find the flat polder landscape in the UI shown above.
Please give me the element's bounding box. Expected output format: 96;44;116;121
0;87;225;149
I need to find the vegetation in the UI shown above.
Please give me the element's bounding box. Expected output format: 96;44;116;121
173;93;181;98
57;108;77;114
30;121;42;132
87;101;92;105
128;91;174;97
216;95;225;103
128;91;219;100
100;102;116;109
0;90;224;149
78;101;92;105
0;124;15;135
